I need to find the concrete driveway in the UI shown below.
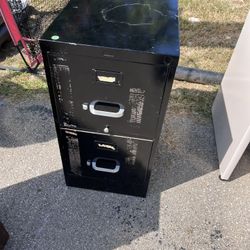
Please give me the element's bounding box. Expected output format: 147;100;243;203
0;94;249;250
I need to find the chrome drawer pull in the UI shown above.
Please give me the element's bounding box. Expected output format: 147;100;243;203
89;100;125;118
91;157;120;174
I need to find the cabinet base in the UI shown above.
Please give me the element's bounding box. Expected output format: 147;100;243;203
65;174;149;198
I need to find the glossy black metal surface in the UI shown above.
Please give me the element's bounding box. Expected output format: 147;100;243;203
59;129;153;197
41;0;179;58
47;52;171;139
40;0;179;197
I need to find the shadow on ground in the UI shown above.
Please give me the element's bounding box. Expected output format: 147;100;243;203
0;43;18;63
0;86;249;249
0;92;218;249
0;94;54;147
1;111;249;249
0;125;217;250
229;144;250;181
180;18;244;49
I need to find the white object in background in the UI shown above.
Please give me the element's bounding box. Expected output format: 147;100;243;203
212;11;250;180
8;0;27;13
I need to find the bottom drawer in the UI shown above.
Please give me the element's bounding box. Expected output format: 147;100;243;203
59;129;154;197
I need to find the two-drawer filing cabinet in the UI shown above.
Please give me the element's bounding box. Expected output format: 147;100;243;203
40;0;180;197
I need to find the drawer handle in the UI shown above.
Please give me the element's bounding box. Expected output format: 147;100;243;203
91;157;120;174
89;100;125;118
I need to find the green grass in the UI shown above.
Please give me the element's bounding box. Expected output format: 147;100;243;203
0;71;48;99
180;0;250;72
169;81;220;119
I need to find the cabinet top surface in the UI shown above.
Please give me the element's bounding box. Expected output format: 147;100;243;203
41;0;179;57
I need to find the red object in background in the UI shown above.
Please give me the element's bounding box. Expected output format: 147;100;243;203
0;0;43;70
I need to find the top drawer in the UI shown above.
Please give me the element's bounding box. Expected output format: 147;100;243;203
47;52;172;139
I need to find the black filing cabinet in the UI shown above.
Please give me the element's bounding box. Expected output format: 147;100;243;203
40;0;180;197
